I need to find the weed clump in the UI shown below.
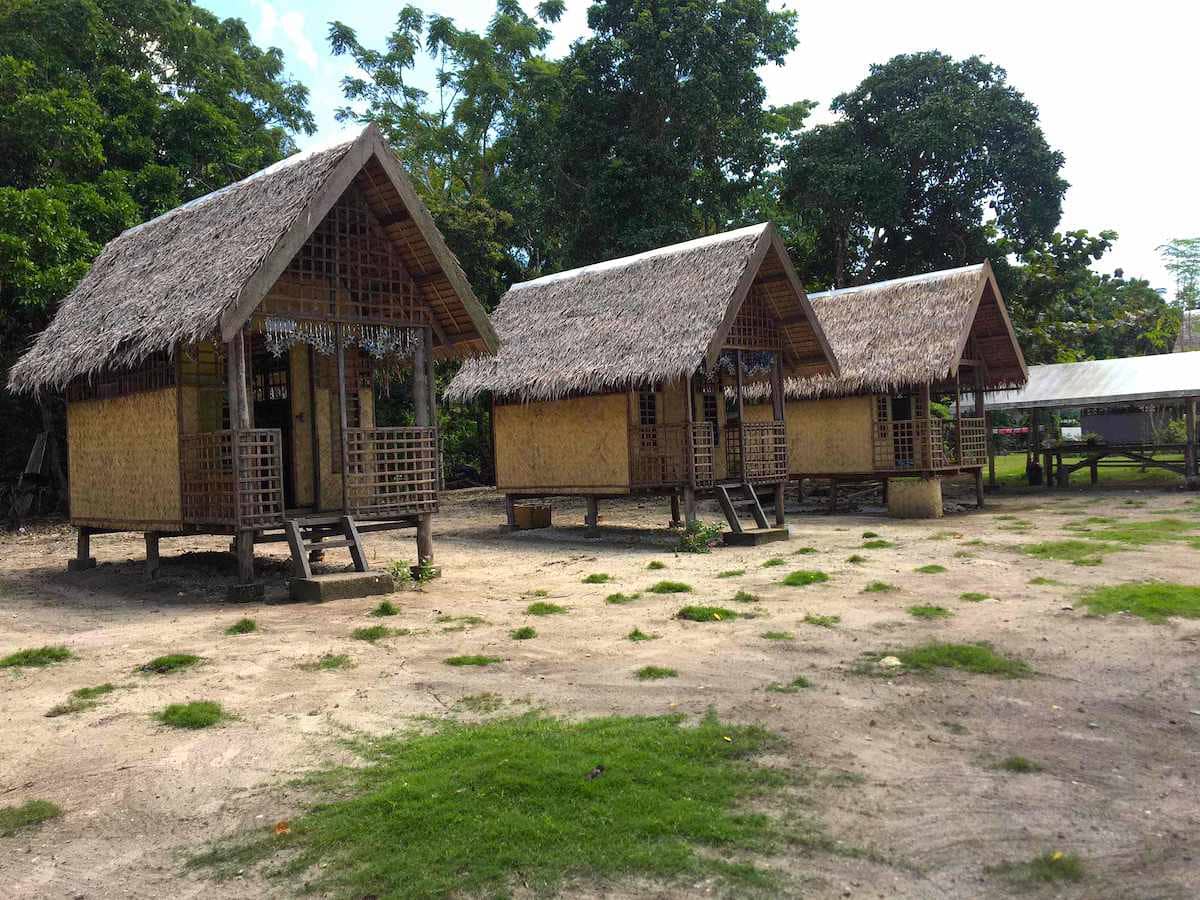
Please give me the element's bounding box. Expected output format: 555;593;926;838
444;655;502;667
802;613;839;628
648;580;692;594
137;653;200;674
988;851;1083;885
526;602;568;616
582;573;611;584
908;605;952;620
646;561;666;571
0;800;62;836
782;570;829;587
1;645;73;668
225;617;258;635
626;627;658;642
635;665;677;680
761;631;794;641
510;626;537;640
300;654;351;671
1079;582;1200;622
676;606;737;622
761;557;786;568
677;521;723;553
766;676;811;693
605;592;639;605
914;564;947;575
370;601;398;617
863;581;897;593
732;590;759;603
959;592;988;602
716;569;744;579
997;755;1042;773
157;700;228;729
862;539;894;550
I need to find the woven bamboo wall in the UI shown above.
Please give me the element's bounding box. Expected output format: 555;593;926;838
745;395;874;474
68;387;182;528
496;394;630;493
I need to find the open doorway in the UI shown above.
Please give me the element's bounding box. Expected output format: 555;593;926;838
251;346;297;509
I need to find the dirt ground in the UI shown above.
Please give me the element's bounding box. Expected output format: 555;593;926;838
2;482;1199;899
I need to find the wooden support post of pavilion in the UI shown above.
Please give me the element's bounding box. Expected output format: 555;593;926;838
414;325;435;564
228;327;255;586
770;350;787;526
682;374;698;526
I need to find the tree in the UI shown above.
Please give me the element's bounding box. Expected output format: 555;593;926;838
782;52;1067;287
1158;237;1200;309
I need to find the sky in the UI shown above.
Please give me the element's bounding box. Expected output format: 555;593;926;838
200;0;1198;294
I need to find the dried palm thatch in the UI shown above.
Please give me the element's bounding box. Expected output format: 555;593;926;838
743;261;1026;402
9;125;495;394
446;224;832;402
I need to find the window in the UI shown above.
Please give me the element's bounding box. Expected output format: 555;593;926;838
638;389;657;427
703;391;720;446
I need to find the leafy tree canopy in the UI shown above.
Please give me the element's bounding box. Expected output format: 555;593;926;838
1158;237;1200;309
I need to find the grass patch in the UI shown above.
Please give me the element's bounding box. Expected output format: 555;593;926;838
188;712;794;897
1079;582;1200;622
526;601;568;616
455;693;505;713
626;627;658;642
1028;576;1064;586
908;605;952;620
861;531;879;539
996;755;1042;774
959;592;989;602
351;625;405;642
861;539;894;549
802;613;839;628
1024;540;1114;567
369;601;398;617
863;581;896;593
605;592;640;605
137;653;200;674
46;682;118;717
510;626;537;640
445;655;502;667
731;590;759;604
766;675;811;693
988;851;1084;885
582;573;612;584
300;653;351;671
781;570;829;587
634;665;677;680
1082;517;1199;546
793;546;818;555
0;799;62;836
914;564;946;575
867;642;1030;678
156;700;228;729
761;557;786;568
647;580;692;594
225;617;258;635
676;606;738;622
845;554;867;564
1;645;73;669
646;560;666;571
716;569;744;578
761;631;794;641
676;520;723;553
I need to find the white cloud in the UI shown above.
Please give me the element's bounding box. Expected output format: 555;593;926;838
250;0;318;71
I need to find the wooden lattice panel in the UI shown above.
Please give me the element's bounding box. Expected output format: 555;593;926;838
690;423;716;488
344;426;439;518
260;184;427;327
180;430;236;526
741;422;788;482
234;429;286;528
958;418;987;466
724;287;783;352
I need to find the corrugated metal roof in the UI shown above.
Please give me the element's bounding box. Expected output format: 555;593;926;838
986;351;1200;410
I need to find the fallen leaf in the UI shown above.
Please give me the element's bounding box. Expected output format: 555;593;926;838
274;820;290;836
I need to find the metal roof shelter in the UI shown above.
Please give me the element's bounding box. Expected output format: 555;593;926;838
986;351;1200;411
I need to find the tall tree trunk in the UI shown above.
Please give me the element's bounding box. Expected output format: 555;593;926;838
38;394;68;515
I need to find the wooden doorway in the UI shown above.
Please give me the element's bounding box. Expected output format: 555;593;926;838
251;347;297;508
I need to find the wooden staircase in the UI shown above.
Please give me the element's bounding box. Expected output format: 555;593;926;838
715;482;789;546
285;514;369;579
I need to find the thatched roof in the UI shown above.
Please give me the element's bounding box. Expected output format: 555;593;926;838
445;223;836;402
9;124;496;394
743;261;1027;402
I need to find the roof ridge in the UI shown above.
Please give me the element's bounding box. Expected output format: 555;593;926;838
808;263;985;300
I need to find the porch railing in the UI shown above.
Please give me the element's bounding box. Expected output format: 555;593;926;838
344;426;439;519
181;428;285;529
872;417;987;471
630;423;716;489
725;421;789;483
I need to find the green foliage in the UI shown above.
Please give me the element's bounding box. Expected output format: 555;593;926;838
997;755;1042;774
444;655;502;667
0;799;61;836
0;645;72;668
732;590;759;604
387;560;413;589
1159;237;1200;308
1024;540;1112;566
1079;583;1200;622
157;701;228;729
648;581;693;594
224;617;257;635
582;573;611;584
862;539;894;549
861;531;879;539
46;682;117;717
802;613;839;628
793;547;818;555
525;602;567;616
605;592;639;605
634;666;677;681
370;601;398;618
988;851;1084;885
781;570;829;587
510;626;537;640
1028;577;1064;586
676;521;724;554
914;564;947;575
352;625;405;642
959;592;989;602
766;676;811;693
676;606;737;622
716;569;745;578
876;643;1030;678
761;557;786;568
845;554;867;564
626;627;657;642
646;560;666;570
908;605;952;620
188;713;792;896
863;581;897;593
300;654;351;672
137;653;200;674
761;631;794;641
454;693;505;714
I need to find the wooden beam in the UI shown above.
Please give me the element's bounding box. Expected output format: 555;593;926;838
336;322;349;513
377;209;411;228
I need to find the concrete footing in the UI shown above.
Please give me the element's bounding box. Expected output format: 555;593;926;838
723;528;789;547
226;582;266;603
289;571;392;603
887;477;944;519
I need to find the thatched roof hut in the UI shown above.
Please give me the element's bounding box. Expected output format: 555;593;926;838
9;124;496;394
446;223;836;403
743;261;1025;402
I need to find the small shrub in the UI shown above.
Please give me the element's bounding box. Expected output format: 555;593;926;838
225;617;258;635
732;590;759;603
646;560;666;571
582;573;611;584
862;539;894;549
761;630;794;641
525;602;568;616
716;569;745;578
635;665;677;680
626;627;658;642
908;605;952;620
845;554;867;564
802;613;839;628
352;625;405;642
647;580;692;594
387;559;413;589
413;561;440;583
370;601;399;617
676;605;737;622
0;800;62;836
677;520;723;553
863;581;896;593
997;755;1042;773
1;645;73;668
137;653;200;674
782;570;829;587
766;675;811;693
761;557;786;568
793;546;818;555
914;564;946;575
605;592;639;605
300;653;351;671
959;592;988;602
444;655;501;667
510;626;537;640
156;700;228;729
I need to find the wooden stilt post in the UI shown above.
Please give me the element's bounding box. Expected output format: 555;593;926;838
504;494;517;528
69;526;96;571
1185;397;1197;484
585;496;599;532
734;349;746;481
228;328;258;594
145;532;160;580
670;492;682;527
335;322;350;514
919;382;933;469
974;469;985;509
414;326;434;564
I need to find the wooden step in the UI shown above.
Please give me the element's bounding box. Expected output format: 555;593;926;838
303;538;354;551
286;515;369;579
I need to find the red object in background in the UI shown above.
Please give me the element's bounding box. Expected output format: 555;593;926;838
995;426;1030;436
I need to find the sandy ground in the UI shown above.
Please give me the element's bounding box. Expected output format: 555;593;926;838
2;482;1199;899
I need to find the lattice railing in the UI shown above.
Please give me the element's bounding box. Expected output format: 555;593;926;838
344;426;438;519
742;421;788;482
181;429;285;529
872;418;987;471
690;423;715;489
630;424;716;489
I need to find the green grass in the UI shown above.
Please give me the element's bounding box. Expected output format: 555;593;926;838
908;605;952;620
676;606;738;622
526;601;568;616
510;626;537;640
187;713;795;897
959;592;989;602
352;625;404;642
1079;582;1200;622
605;592;640;605
626;627;658;642
1;645;73;669
634;665;677;680
1080;517;1200;546
455;693;505;713
731;590;759;604
868;642;1030;678
45;682;117;717
676;520;724;553
929;530;963;541
996;755;1042;774
1028;576;1065;586
781;570;829;587
861;540;894;550
761;631;794;641
225;617;258;635
761;557;786;568
0;799;62;836
766;675;811;693
369;601;399;617
845;554;867;564
914;564;947;575
156;700;228;729
793;547;818;555
802;613;839;628
863;581;896;593
1024;540;1113;566
988;851;1084;885
716;569;744;578
646;560;666;571
444;655;502;667
991;448;1180;488
582;573;612;584
436;614;486;628
647;580;693;594
861;531;879;539
137;653;200;674
300;653;351;671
